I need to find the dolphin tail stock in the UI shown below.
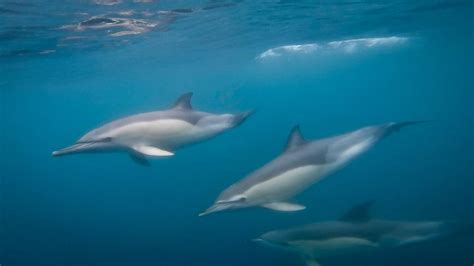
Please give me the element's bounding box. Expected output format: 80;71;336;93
232;109;255;126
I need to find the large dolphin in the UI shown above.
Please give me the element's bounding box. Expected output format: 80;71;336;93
254;202;473;266
200;121;423;215
53;92;252;166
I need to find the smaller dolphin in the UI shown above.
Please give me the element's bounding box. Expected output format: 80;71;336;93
53;92;252;166
200;121;423;216
254;202;474;266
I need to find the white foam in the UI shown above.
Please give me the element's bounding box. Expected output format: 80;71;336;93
117;10;135;16
257;36;409;60
109;30;142;37
38;50;56;55
257;43;319;59
94;0;122;6
327;37;409;54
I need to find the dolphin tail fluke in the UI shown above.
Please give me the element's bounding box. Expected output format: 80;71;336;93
385;120;428;136
390;120;428;130
439;221;474;238
233;110;255;126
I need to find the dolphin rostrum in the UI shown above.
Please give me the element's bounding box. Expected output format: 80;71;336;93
200;121;424;215
53;92;253;166
254;202;473;266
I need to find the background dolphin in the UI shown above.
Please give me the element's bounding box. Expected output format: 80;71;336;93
200;121;424;215
53;92;253;166
255;202;474;266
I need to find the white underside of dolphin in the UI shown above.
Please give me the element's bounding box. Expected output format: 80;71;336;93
200;121;424;216
95;118;230;156
52;92;253;166
243;137;376;211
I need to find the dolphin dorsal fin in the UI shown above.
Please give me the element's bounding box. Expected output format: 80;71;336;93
339;201;374;223
172;92;193;110
284;125;307;152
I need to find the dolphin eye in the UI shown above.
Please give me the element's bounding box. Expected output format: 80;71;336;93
218;195;246;204
237;197;246;202
231;195;246;203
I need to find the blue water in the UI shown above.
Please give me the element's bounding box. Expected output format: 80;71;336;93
2;1;473;265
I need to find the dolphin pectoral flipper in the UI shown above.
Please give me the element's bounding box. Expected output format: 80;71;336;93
128;152;151;166
305;260;320;266
302;254;321;266
132;145;174;156
262;202;306;211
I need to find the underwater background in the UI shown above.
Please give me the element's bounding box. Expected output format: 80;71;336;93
1;0;473;265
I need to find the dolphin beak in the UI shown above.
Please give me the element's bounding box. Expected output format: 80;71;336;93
252;238;275;248
198;203;226;217
52;143;88;156
52;142;99;157
198;210;211;217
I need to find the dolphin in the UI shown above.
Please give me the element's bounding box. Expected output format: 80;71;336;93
254;202;474;266
53;92;253;166
200;121;424;215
